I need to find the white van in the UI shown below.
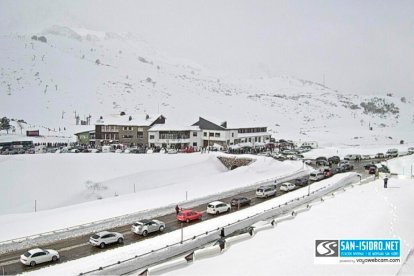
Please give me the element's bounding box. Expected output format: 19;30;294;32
309;171;325;181
256;185;277;198
386;149;398;158
206;201;231;215
344;154;361;161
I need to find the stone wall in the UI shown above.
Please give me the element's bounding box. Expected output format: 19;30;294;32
217;156;254;170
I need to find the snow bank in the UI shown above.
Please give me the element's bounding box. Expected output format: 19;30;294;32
0;153;302;241
168;178;414;275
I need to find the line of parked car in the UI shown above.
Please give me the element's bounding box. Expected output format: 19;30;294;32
18;197;248;267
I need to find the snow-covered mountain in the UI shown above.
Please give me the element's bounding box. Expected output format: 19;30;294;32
1;26;413;146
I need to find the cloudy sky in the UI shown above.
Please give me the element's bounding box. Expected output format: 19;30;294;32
1;0;413;96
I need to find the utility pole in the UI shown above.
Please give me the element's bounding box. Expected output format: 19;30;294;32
180;223;184;243
35;200;37;212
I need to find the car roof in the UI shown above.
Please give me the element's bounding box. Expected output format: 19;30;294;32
96;231;111;236
209;201;225;205
27;248;44;254
282;182;293;185
180;209;196;213
138;219;152;224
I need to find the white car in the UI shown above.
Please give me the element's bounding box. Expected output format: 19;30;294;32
131;219;166;236
256;185;277;198
207;201;231;215
20;248;59;267
280;182;296;192
309;171;325;181
167;148;178;154
89;231;124;248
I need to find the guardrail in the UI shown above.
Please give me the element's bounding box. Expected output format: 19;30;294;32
85;173;369;275
0;166;308;254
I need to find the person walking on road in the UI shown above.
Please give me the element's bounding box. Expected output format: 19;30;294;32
175;204;180;215
384;176;388;188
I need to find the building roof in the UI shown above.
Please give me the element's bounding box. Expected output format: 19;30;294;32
192;116;268;131
96;114;165;127
149;124;200;132
238;132;271;138
192;117;226;131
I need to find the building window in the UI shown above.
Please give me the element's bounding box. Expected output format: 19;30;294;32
232;133;234;137
204;132;207;137
159;131;190;140
192;132;197;137
215;133;220;137
137;131;144;139
248;138;251;142
193;142;197;147
123;135;133;139
149;135;155;140
209;132;214;137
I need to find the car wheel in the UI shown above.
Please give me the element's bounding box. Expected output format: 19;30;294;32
142;230;148;237
52;255;58;262
30;261;36;267
216;211;220;215
186;219;190;223
159;226;165;232
118;237;124;244
227;208;230;212
100;242;105;249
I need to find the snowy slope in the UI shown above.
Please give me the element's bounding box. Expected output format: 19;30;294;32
169;175;414;275
1;26;414;146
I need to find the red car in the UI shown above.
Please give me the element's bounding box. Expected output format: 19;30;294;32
176;209;202;223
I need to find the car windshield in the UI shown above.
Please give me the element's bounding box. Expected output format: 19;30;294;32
133;222;142;227
207;204;215;208
257;189;264;192
23;252;31;257
91;234;100;239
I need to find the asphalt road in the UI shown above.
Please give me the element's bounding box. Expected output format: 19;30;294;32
0;158;380;275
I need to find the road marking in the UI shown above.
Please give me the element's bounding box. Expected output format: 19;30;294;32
0;259;20;266
59;242;90;252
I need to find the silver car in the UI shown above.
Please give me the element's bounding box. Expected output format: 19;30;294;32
89;231;124;248
131;219;165;236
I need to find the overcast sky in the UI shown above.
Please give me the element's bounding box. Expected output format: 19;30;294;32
1;0;413;96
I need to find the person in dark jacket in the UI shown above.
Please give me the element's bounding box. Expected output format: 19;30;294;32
384;176;388;188
175;205;180;215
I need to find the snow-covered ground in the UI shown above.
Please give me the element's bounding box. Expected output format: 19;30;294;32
168;158;414;275
0;153;303;241
21;155;414;276
24;173;358;276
